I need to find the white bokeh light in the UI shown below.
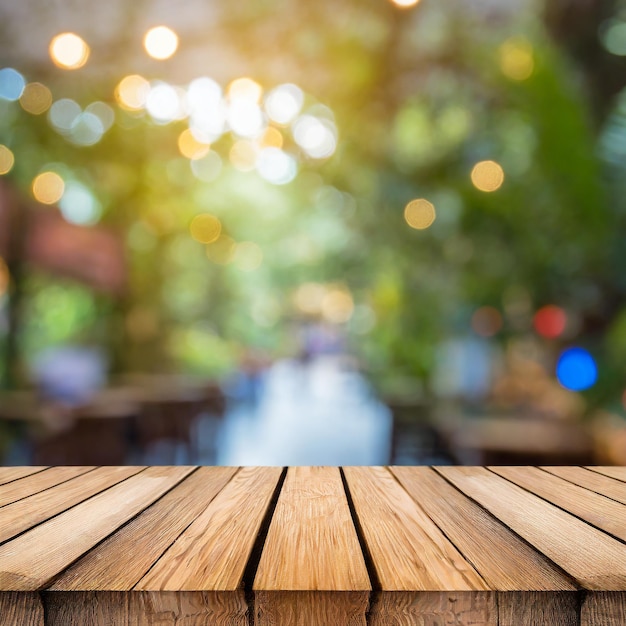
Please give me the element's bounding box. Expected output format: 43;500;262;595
146;83;186;123
256;148;297;185
59;181;102;224
48;98;81;133
264;84;304;125
227;100;266;138
293;115;337;158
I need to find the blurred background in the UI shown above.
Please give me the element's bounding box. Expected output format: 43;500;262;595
0;0;626;466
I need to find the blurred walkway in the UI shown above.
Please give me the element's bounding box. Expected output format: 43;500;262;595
201;356;392;466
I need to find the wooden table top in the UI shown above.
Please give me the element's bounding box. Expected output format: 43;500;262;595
0;465;625;625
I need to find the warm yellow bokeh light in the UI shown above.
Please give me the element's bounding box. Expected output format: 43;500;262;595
143;26;178;60
234;241;263;271
20;83;53;115
32;171;64;204
49;33;90;69
404;198;436;230
390;0;420;7
293;283;326;315
229;140;258;171
471;160;505;192
0;145;15;175
207;235;236;264
261;126;284;149
499;38;534;81
322;288;354;324
189;214;222;244
0;257;9;298
178;129;210;160
115;75;150;110
227;77;262;103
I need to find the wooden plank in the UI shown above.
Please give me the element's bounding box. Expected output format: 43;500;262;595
369;592;496;626
0;466;144;544
542;467;626;505
390;466;576;591
587;467;626;483
0;467;46;486
581;592;626;626
343;467;487;591
491;466;626;542
44;591;248;626
254;467;370;625
255;591;370;626
137;466;283;591
0;467;95;508
0;592;44;626
497;592;579;626
0;466;194;590
50;466;238;591
437;466;626;590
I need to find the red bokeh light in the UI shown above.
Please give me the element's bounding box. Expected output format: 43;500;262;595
534;305;567;339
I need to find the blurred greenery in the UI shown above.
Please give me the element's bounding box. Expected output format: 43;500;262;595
0;0;625;416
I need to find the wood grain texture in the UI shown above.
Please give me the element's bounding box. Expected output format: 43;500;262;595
581;592;626;626
0;592;44;626
0;468;46;486
50;466;238;591
369;591;496;626
137;466;283;591
0;467;95;508
542;467;626;505
0;466;194;590
437;466;626;590
255;467;370;591
391;466;575;591
255;591;368;626
0;465;144;544
343;466;486;591
587;467;626;483
497;592;578;626
254;468;370;626
490;466;626;542
44;591;248;626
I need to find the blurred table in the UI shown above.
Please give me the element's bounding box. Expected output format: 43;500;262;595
436;414;594;465
0;465;625;625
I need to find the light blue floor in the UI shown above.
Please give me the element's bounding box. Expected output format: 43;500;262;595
198;357;393;466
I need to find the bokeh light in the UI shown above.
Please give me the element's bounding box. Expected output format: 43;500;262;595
499;37;535;81
229;140;258;171
293;283;326;315
69;112;105;146
143;26;179;60
178;129;210;159
48;98;81;133
227;100;265;138
0;68;25;101
227;78;262;103
261;127;284;149
19;82;52;115
85;102;115;131
534;305;567;339
556;347;597;391
32;171;65;204
471;160;505;192
390;0;420;8
404;198;436;230
234;241;263;271
0;145;15;175
207;235;236;264
115;75;150;111
256;148;297;185
49;33;90;69
59;181;102;225
293;115;337;158
601;20;626;57
189;214;222;244
321;288;354;324
146;83;185;123
264;84;303;125
471;306;503;337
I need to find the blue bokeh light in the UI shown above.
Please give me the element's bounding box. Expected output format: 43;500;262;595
0;68;25;101
556;347;598;391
